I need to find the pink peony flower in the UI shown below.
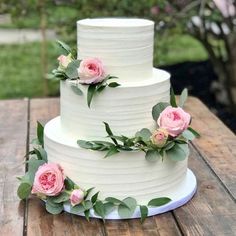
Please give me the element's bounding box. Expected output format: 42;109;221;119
151;128;169;147
78;58;106;84
157;106;191;137
57;54;72;69
70;189;85;206
31;163;65;196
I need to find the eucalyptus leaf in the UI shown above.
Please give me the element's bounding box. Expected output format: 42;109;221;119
187;127;200;138
28;159;46;182
182;129;195;141
94;200;105;219
70;204;85;214
96;85;106;93
118;197;137;218
84;209;90;221
163;141;175;151
37;121;44;147
135;128;152;142
104;202;115;215
71;84;83;96
46;200;63;215
33;146;48;162
170;88;177;107
83;200;93;210
84;187;95;199
148;197;171;207
166;143;189;161
145;150;161;162
179;88;188;108
104;146;119;158
57;40;72;54
103;122;118;145
17;182;32;199
152;102;169;121
52;192;70;203
108;82;120;88
65;60;80;79
64;177;75;190
91;191;99;204
105;197;130;208
77;140;93;149
87;84;96;108
140;205;148;223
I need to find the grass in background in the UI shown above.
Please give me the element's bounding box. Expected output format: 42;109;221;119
0;34;208;99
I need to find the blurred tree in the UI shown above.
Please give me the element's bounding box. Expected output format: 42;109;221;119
150;0;236;113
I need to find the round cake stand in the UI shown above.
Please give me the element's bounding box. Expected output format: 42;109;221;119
63;169;197;220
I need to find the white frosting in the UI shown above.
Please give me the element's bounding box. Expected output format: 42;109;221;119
60;68;170;140
44;117;188;205
77;18;154;83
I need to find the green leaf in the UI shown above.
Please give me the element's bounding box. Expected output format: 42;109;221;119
17;182;32;199
108;82;120;88
96;85;107;93
145;150;161;162
166;143;189;161
70;204;85;214
187;127;200;138
91;191;99;204
52;192;70;203
135;128;152;142
57;40;72;54
103;122;118;145
104;202;115;215
152;102;169;121
64;177;75;190
65;60;80;79
170;88;177;107
83;200;93;210
33;147;47;162
87;84;96;108
140;205;148;223
84;187;95;199
27;158;46;182
118;197;137;218
70;84;83;96
163;141;175;151
105;197;129;208
84;209;90;221
94;200;106;219
104;146;120;158
46;200;63;215
37;121;44;147
182;129;195;141
148;197;171;207
77;140;93;149
179;88;188;108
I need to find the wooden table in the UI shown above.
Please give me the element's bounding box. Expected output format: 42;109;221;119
0;97;236;236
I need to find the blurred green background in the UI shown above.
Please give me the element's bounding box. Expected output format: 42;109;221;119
0;0;208;99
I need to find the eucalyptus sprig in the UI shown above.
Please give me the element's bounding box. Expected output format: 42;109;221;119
87;75;120;108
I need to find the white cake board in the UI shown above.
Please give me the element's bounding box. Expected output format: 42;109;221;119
63;169;197;220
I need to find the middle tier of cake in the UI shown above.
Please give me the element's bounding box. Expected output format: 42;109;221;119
60;68;170;140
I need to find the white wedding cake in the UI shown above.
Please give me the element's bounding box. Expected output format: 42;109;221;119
44;18;189;205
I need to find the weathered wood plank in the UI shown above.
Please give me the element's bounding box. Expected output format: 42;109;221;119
104;213;182;236
0;99;28;236
174;146;236;236
27;98;105;236
185;97;236;199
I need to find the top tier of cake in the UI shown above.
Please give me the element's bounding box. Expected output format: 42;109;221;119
77;18;154;83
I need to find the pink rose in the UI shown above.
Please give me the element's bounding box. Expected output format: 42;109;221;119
78;58;106;84
70;189;85;206
157;106;191;137
57;54;72;69
151;128;169;147
31;163;65;196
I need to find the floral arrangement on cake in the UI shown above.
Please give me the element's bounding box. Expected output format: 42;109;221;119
17;89;199;222
49;41;120;107
78;89;200;161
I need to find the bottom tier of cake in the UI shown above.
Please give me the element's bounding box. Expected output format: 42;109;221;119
44;117;193;206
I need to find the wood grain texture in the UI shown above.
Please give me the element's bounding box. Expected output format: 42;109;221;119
185;97;236;199
27;98;105;236
174;146;236;236
0;99;28;236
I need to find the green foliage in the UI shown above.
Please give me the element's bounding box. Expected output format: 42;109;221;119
145;150;161;162
179;88;188;108
152;102;169;121
37;121;44;147
148;197;171;207
140;205;148;223
70;84;83;96
135;128;152;142
166;143;189;161
65;60;80;79
17;182;32;200
46;199;63;215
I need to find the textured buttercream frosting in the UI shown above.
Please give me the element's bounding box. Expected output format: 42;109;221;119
77;18;154;83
